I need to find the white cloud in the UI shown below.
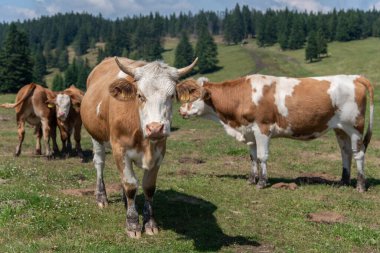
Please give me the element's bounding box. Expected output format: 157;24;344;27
0;5;39;22
274;0;331;12
374;1;380;9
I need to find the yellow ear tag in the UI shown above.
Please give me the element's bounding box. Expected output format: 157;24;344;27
47;104;54;108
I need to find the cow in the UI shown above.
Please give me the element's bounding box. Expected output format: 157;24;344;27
81;56;197;238
177;75;374;192
0;83;59;158
46;85;84;160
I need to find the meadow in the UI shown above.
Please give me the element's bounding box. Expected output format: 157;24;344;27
0;38;380;252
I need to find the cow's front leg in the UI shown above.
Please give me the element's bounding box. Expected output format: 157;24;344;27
92;138;108;207
248;143;259;184
74;120;84;161
142;167;159;235
254;128;270;189
60;127;70;158
112;144;141;238
41;118;53;159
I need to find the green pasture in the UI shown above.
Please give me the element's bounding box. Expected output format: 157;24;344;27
0;38;380;252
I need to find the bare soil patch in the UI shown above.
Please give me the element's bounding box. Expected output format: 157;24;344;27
61;183;121;197
295;172;338;185
307;211;345;224
271;182;298;190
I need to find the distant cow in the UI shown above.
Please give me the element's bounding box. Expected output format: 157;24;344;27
47;85;84;160
0;83;59;158
177;75;374;192
81;57;197;238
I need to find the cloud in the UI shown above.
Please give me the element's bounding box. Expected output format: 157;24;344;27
0;5;39;22
274;0;331;12
374;1;380;9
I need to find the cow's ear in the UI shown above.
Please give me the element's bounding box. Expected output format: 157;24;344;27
71;98;81;112
109;78;137;101
201;88;211;101
176;79;201;103
45;99;56;109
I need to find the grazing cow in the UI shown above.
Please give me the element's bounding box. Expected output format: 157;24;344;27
81;56;197;238
177;75;374;192
46;85;84;160
0;83;59;158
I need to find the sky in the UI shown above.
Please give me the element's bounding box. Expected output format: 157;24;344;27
0;0;380;23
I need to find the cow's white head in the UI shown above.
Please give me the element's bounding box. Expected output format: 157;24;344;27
110;57;198;140
177;78;212;118
46;90;82;121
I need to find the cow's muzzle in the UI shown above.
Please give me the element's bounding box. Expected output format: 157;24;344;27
178;108;189;119
145;122;165;139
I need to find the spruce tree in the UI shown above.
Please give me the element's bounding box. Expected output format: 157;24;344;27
52;73;64;91
0;23;33;92
230;3;244;44
195;29;218;74
288;15;305;49
174;32;195;77
316;29;328;57
76;58;90;90
64;58;78;88
32;50;47;85
305;31;318;63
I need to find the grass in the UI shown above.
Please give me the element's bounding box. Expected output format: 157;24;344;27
1;38;380;252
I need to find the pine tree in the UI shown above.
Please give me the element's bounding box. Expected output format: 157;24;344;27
64;58;78;88
32;50;47;85
195;29;218;74
57;49;69;71
52;73;64;91
174;32;195;77
305;31;318;63
288;15;305;49
335;11;350;41
0;23;33;92
76;58;90;90
230;3;244;44
74;26;89;55
316;29;328;57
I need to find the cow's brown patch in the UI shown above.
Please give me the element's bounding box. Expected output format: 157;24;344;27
178;156;205;164
307;211;345;224
285;79;335;138
271;182;298;190
61;183;122;197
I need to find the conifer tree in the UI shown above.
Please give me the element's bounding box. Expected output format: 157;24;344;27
52;73;64;91
32;50;47;85
316;29;328;57
0;23;33;92
195;29;218;74
64;58;78;88
288;15;305;49
174;32;194;77
305;31;318;63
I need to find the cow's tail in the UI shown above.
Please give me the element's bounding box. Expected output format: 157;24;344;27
0;83;36;109
357;76;374;152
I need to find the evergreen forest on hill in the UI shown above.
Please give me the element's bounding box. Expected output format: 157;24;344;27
0;4;380;92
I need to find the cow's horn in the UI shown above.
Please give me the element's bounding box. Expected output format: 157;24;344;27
115;57;135;77
178;57;198;77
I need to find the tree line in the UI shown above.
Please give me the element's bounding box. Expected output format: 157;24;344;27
0;5;380;92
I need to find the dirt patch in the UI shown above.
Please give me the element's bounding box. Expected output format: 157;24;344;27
69;173;87;183
295;172;338;185
176;168;196;176
0;199;27;209
178;156;205;164
271;182;298;190
0;178;8;184
307;211;345;224
61;183;122;197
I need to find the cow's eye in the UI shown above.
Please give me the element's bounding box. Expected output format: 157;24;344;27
137;93;146;103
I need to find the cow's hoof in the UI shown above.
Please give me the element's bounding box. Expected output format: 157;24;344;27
34;149;42;155
126;222;142;239
46;154;54;160
248;175;259;185
256;180;268;189
14;152;21;157
356;184;366;193
96;194;108;208
144;219;159;235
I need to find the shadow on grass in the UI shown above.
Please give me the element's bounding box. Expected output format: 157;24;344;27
136;189;260;251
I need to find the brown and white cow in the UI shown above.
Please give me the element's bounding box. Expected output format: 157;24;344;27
177;75;374;192
47;85;84;160
0;83;59;158
81;56;197;238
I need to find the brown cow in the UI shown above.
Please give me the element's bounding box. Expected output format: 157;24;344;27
47;85;84;160
0;83;59;158
177;75;374;192
81;57;197;238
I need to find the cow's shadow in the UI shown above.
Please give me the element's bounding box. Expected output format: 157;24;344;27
136;189;260;251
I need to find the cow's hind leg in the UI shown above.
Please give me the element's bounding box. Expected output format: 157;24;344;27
34;124;42;155
74;120;84;161
142;167;159;235
15;119;25;156
334;129;352;186
92;138;108;207
41;118;53;159
248;143;259;184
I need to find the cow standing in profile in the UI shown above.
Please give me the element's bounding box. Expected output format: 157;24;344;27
177;75;374;192
46;85;84;161
0;83;59;158
81;57;197;238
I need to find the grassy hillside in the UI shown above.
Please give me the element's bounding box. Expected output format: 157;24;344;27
1;38;379;252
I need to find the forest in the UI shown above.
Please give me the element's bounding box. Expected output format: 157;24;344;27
0;4;380;92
